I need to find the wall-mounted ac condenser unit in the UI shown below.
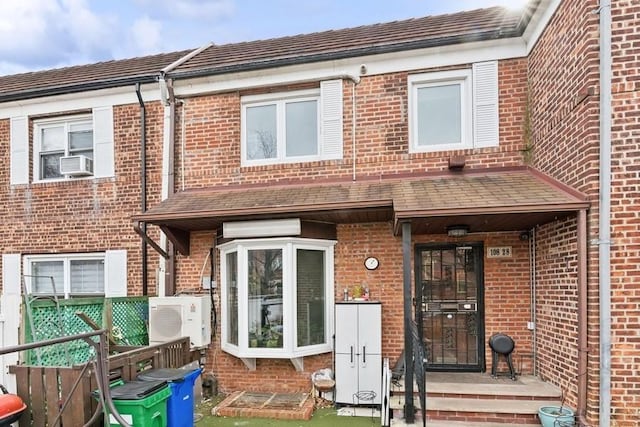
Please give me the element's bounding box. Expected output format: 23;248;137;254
148;295;212;348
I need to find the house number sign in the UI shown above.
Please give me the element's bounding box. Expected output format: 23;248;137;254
487;246;512;258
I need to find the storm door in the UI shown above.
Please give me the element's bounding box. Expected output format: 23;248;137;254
416;244;484;371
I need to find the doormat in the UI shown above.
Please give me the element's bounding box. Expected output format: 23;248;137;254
213;390;314;420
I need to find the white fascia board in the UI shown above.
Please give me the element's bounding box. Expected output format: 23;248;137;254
522;0;563;54
0;82;160;120
172;37;526;98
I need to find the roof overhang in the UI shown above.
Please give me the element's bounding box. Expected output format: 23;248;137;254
133;167;589;255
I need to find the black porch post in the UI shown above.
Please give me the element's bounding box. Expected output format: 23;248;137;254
402;221;415;423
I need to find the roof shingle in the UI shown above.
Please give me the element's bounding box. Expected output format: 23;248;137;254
0;6;526;101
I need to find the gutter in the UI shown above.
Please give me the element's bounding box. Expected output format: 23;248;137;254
597;1;612;426
0;75;157;103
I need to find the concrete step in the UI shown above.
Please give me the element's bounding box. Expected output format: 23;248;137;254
392;374;562;398
392;420;536;427
390;395;560;414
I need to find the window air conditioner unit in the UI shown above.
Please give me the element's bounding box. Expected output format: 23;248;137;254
60;155;93;176
148;295;212;348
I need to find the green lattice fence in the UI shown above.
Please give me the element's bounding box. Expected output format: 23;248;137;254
110;297;149;346
24;297;149;366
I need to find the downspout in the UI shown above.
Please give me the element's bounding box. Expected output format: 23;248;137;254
401;222;414;424
598;1;612;426
577;209;588;426
135;83;148;296
351;80;357;181
156;43;213;296
530;228;537;376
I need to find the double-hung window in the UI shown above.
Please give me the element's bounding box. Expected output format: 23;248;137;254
25;253;105;298
34;115;93;180
220;237;335;361
242;90;320;165
241;80;344;166
408;61;499;153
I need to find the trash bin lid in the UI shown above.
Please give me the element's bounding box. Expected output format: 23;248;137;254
110;380;167;400
137;368;199;383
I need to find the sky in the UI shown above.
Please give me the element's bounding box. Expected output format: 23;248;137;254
0;0;528;77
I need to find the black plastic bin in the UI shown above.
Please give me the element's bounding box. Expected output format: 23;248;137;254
137;368;202;427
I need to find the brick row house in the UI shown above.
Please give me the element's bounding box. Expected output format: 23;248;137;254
0;0;637;425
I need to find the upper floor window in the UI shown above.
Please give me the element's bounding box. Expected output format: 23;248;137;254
9;106;114;185
241;80;344;166
35;116;93;180
408;61;499;153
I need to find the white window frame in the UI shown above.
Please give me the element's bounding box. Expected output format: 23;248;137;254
33;114;93;182
241;89;321;167
23;253;105;298
219;237;335;360
408;68;473;153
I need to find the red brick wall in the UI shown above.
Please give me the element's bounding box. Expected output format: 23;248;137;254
0;103;165;296
608;1;640;425
184;223;531;393
171;59;529;190
154;57;534;392
525;0;640;424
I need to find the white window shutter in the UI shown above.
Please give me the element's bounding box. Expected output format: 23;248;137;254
10;117;29;185
473;61;499;148
2;254;22;296
92;106;115;177
105;250;127;297
320;79;343;159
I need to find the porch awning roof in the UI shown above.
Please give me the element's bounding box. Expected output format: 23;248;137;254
133;167;589;252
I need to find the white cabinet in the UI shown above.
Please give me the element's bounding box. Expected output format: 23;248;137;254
335;302;382;405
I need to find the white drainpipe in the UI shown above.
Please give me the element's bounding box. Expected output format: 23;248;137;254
598;1;612;425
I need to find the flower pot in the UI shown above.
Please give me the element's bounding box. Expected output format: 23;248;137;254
538;406;575;427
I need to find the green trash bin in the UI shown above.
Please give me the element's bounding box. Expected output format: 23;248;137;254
105;380;171;427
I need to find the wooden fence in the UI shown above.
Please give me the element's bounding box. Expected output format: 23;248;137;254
9;337;198;426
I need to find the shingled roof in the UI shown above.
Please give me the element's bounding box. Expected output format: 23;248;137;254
133;167;589;243
167;6;524;79
0;6;532;103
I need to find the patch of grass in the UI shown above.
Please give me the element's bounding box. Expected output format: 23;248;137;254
195;398;379;427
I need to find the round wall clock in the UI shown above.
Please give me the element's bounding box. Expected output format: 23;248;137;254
364;256;379;270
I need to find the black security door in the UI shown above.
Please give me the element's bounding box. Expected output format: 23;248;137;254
416;244;484;371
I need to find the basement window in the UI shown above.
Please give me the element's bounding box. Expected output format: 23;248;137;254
219;237;335;362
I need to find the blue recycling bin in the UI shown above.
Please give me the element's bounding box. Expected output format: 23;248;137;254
137;368;202;427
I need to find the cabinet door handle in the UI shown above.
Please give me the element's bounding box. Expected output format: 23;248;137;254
362;346;366;364
350;346;354;364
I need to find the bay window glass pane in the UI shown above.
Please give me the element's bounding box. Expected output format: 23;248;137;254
246;105;277;160
70;260;104;294
285;100;317;157
226;252;238;346
417;84;461;146
32;261;64;294
247;249;283;348
296;249;325;347
41;153;64;179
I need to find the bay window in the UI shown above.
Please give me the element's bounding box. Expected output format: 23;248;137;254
220;238;335;361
